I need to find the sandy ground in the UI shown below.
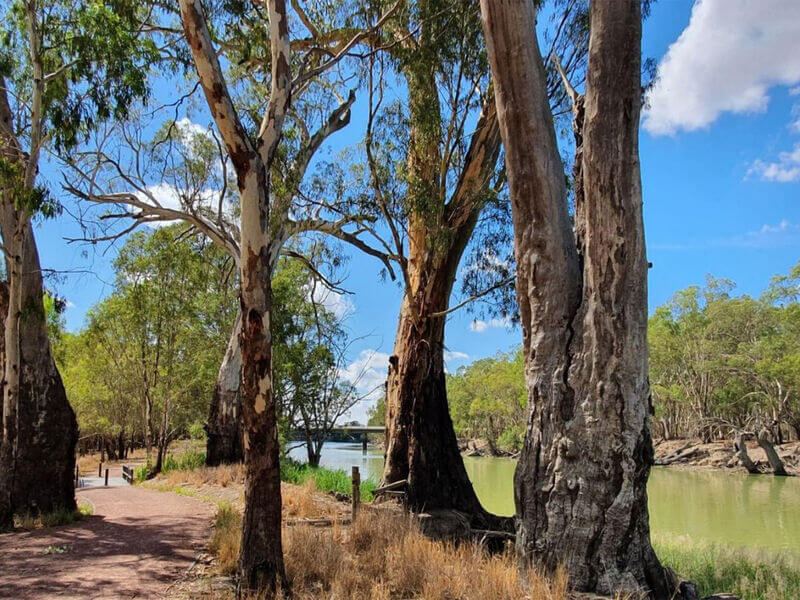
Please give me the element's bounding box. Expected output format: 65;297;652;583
0;485;214;600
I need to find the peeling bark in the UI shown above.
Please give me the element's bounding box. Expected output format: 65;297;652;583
380;93;505;525
481;1;676;597
0;215;77;525
206;311;243;466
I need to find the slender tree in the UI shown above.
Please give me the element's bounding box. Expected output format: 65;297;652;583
173;1;400;593
481;0;682;597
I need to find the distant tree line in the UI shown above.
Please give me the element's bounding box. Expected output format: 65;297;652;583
444;262;800;453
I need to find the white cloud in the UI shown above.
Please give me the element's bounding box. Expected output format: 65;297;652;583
132;182;228;228
339;350;390;402
747;143;800;183
308;285;355;319
443;350;469;362
644;0;800;136
469;316;510;333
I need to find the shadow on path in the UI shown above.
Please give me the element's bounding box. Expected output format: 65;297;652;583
0;486;214;599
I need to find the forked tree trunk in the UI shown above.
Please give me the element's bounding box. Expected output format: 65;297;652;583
179;0;288;594
481;1;676;597
0;217;77;526
380;92;504;526
206;311;243;466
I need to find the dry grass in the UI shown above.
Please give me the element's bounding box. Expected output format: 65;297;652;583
159;463;246;489
207;490;570;600
76;447;148;474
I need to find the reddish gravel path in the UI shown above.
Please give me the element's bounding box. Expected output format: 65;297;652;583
0;486;215;599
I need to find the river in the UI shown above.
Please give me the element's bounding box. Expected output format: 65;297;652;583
289;441;800;554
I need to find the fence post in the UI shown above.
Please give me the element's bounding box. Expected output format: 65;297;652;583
351;466;360;523
105;468;109;486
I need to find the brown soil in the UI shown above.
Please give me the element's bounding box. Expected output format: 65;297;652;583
0;485;215;599
654;438;800;475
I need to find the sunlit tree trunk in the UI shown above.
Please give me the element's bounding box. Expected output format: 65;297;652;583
380;79;503;523
206;311;243;465
0;213;77;526
481;1;676;596
179;0;290;594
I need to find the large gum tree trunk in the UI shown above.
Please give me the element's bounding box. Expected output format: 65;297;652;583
0;217;77;525
482;1;675;597
383;273;485;519
380;94;503;525
206;311;243;466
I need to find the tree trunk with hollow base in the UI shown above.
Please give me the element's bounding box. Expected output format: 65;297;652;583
206;311;243;466
481;1;678;597
0;215;77;527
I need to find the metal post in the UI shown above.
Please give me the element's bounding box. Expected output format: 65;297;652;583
105;468;109;486
98;462;103;478
362;435;367;453
75;464;80;488
351;466;360;523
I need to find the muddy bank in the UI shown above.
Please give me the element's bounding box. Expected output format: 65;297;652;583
654;438;800;476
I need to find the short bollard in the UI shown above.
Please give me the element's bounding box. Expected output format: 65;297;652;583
75;464;80;488
105;468;110;486
351;466;360;523
98;462;103;478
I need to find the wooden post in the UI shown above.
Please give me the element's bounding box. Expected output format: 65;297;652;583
362;435;367;452
98;462;103;478
351;466;360;523
105;468;109;486
75;464;80;488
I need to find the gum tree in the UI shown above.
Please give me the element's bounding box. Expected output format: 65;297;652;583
481;0;685;596
0;0;153;526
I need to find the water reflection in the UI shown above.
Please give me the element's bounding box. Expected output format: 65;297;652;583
288;442;800;553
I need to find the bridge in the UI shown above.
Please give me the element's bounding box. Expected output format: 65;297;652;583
289;425;386;449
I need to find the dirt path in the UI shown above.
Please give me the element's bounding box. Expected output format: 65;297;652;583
0;486;215;599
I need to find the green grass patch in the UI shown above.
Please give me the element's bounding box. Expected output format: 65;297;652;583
136;447;377;502
162;449;206;473
654;533;800;600
280;457;377;502
12;501;93;530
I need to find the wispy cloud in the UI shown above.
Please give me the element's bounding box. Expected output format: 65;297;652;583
469;316;511;333
651;220;800;251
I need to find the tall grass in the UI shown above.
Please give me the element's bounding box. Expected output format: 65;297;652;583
654;534;800;600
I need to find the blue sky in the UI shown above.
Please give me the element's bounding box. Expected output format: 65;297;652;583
33;0;800;422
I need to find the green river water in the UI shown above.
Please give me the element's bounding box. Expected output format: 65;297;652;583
290;442;800;554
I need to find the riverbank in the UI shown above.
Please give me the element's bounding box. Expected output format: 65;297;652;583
456;436;800;476
653;438;800;476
